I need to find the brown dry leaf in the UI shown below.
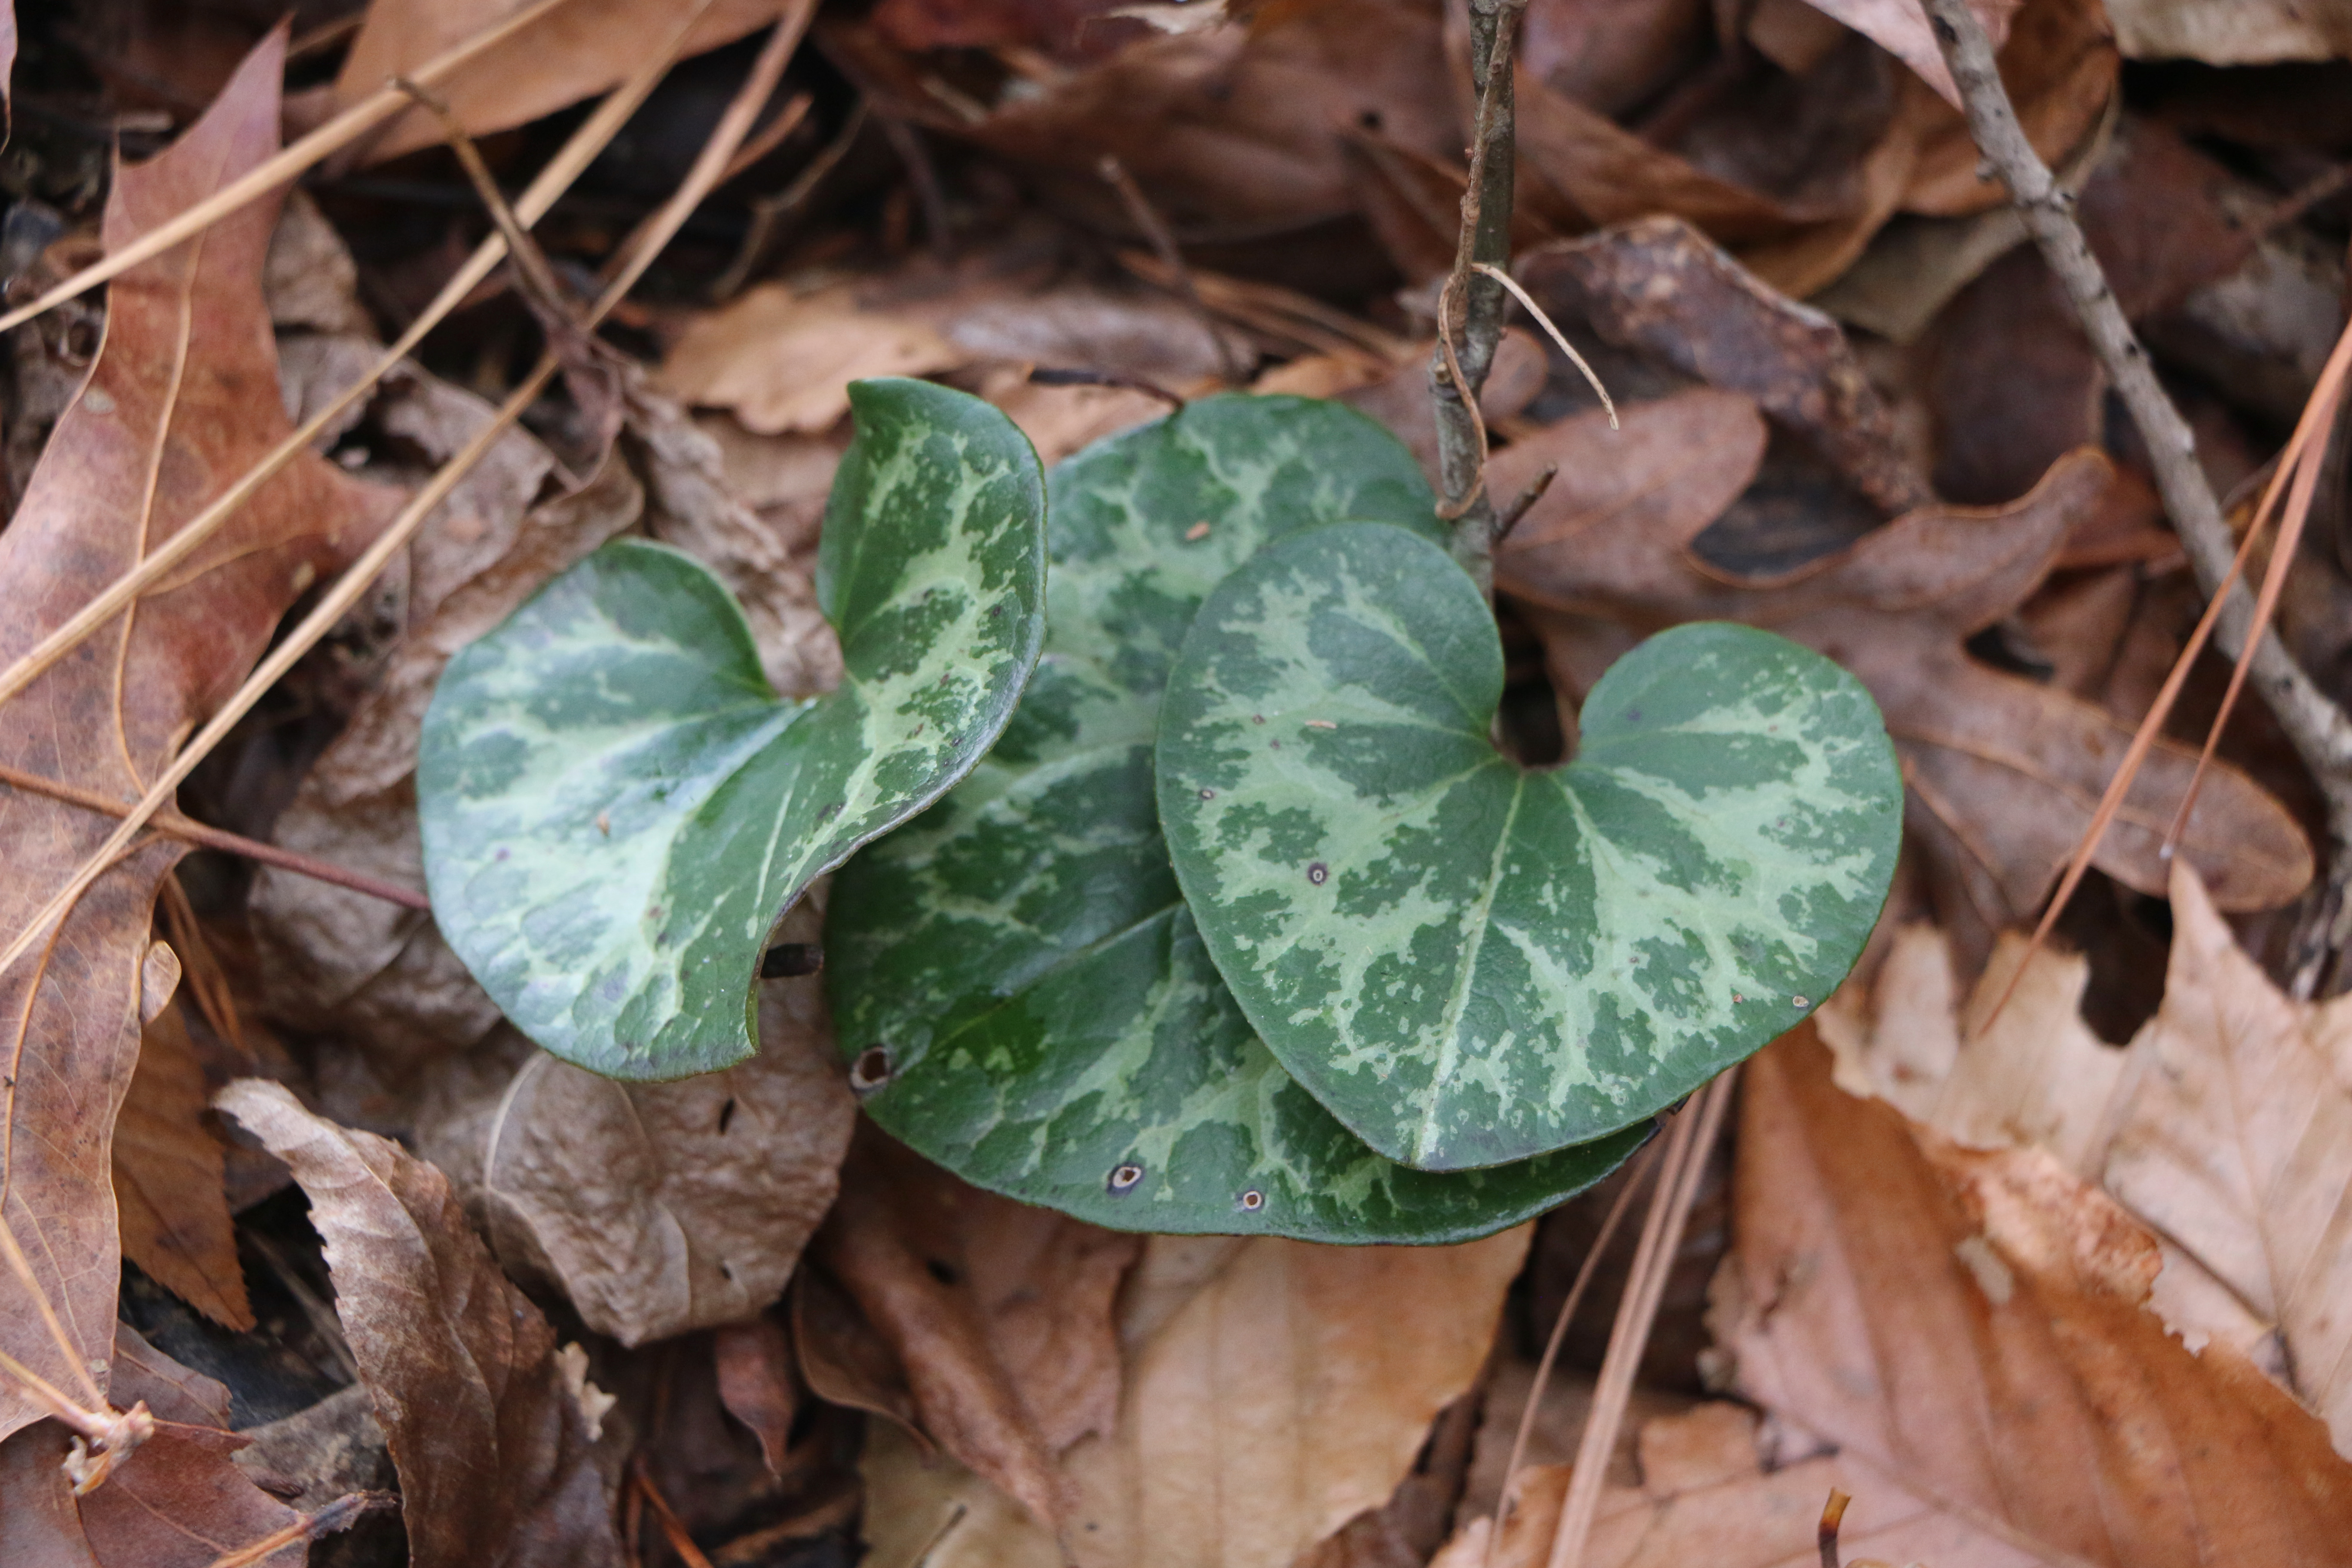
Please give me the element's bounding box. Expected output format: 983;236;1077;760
715;1316;798;1476
1795;0;2021;106
214;1079;622;1568
476;894;854;1347
812;1125;1142;1527
2107;0;2352;62
0;1325;318;1568
1491;394;2312;959
336;0;785;162
1436;1398;2053;1568
861;1225;1531;1568
113;995;250;1332
0;30;395;1440
1902;0;2117;216
1517;217;1932;517
2098;864;2352;1458
658;284;968;436
1710;1027;2352;1566
830;0;1458;241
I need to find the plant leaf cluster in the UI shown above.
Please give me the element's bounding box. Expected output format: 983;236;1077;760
419;383;1902;1243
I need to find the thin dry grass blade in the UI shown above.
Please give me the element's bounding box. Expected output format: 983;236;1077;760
2164;330;2352;848
1544;1072;1734;1568
1483;1143;1658;1568
0;0;793;981
0;35;675;718
0;0;584;339
1986;311;2352;1024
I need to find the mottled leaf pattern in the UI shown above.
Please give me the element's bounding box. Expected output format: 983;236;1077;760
830;397;1645;1240
420;378;1045;1079
1159;523;1901;1170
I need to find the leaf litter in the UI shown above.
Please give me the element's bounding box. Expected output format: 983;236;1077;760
8;0;2352;1563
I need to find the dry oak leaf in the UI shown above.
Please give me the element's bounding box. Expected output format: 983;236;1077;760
812;1124;1142;1529
1515;219;1932;517
1490;394;2310;934
335;0;787;162
1712;1028;2352;1566
860;1223;1531;1568
113;994;251;1332
0;1324;316;1568
2100;863;2352;1461
0;29;395;1441
1434;1399;2045;1568
658;283;968;437
477;894;855;1347
215;1080;622;1568
827;0;1459;241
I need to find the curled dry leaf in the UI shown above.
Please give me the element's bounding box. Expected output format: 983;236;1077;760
1492;393;2311;958
811;1126;1141;1528
2100;864;2352;1460
1793;0;2020;107
337;0;785;161
214;1080;622;1568
714;1316;797;1476
113;995;251;1332
860;1224;1531;1568
0;30;395;1440
830;0;1458;240
1434;1398;2040;1568
0;1325;314;1568
1516;218;1932;517
1710;1028;2352;1567
658;284;968;437
478;895;855;1347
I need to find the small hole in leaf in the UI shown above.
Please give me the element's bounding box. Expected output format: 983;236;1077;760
851;1047;892;1095
926;1258;961;1286
717;1097;738;1135
1108;1162;1144;1194
1238;1190;1264;1212
718;1259;736;1283
1199;788;1215;800
1308;863;1328;885
1792;995;1809;1008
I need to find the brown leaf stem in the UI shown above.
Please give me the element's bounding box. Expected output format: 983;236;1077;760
1922;0;2352;971
1100;153;1246;384
0;760;429;910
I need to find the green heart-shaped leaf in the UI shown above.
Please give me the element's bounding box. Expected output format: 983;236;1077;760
1158;521;1901;1170
420;378;1046;1080
828;395;1646;1240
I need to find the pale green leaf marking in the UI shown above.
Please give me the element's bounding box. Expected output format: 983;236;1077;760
419;378;1046;1079
1158;522;1901;1170
829;395;1646;1241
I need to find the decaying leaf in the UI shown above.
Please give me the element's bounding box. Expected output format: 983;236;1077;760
0;1324;319;1568
1711;1028;2352;1566
336;0;786;160
477;895;854;1346
1793;0;2020;107
113;996;251;1332
861;1223;1531;1568
0;30;393;1440
215;1079;622;1568
1435;1398;2046;1568
714;1315;797;1476
1494;392;2311;962
812;1125;1141;1528
658;284;968;436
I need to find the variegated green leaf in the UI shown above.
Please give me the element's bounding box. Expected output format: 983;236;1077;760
1158;522;1902;1170
419;378;1045;1080
828;395;1646;1240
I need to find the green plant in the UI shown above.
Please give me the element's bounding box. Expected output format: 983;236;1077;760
418;379;1048;1078
420;383;1901;1242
